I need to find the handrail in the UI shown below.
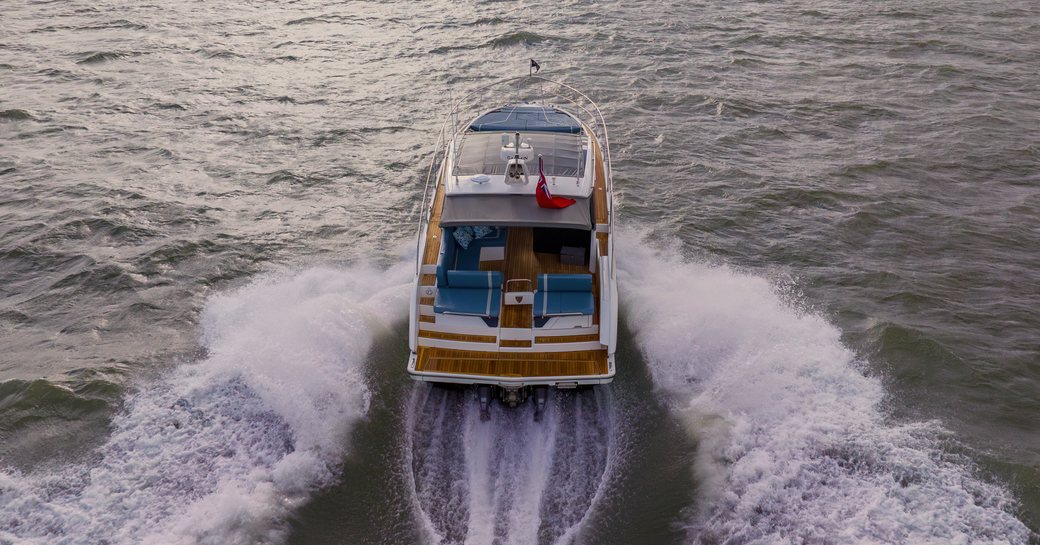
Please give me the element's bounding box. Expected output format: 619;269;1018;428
412;118;451;273
413;73;614;274
505;278;532;291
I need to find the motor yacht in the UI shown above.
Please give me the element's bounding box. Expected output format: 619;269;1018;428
406;73;617;420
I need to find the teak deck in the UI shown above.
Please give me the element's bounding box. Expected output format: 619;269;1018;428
501;227;535;329
592;137;610;257
592;138;609;227
419;189;445;286
416;347;608;377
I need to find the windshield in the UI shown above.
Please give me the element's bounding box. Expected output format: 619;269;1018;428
453;132;586;177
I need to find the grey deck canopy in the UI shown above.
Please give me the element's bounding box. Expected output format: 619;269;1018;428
441;195;591;230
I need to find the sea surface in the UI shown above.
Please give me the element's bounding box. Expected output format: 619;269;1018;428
1;1;1038;544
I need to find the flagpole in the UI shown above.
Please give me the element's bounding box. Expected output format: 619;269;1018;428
529;59;541;101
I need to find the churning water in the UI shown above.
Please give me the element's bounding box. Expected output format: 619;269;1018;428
2;0;1039;544
1;265;412;544
618;235;1032;544
406;387;614;545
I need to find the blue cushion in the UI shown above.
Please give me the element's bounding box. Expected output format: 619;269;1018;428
534;291;595;317
479;227;508;245
534;273;595;317
443;229;458;266
446;270;502;289
435;287;502;318
454;246;480;271
436;231;459;286
537;274;593;292
453;226;475;249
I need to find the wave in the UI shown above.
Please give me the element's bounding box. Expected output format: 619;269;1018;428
285;15;357;26
615;233;1032;544
0;264;412;545
486;31;551;49
75;51;130;64
0;109;33;121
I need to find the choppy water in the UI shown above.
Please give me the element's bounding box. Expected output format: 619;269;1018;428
2;1;1038;544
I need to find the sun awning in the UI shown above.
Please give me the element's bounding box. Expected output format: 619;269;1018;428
469;105;582;134
440;195;592;230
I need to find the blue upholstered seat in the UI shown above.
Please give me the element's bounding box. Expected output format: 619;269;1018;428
537;274;592;292
435;287;502;318
435;233;458;286
438;227;507;274
434;270;503;318
446;270;501;288
534;291;595;317
453;228;507;270
533;274;595;317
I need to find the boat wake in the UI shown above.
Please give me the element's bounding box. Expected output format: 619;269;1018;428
0;265;411;545
616;233;1032;544
405;385;615;545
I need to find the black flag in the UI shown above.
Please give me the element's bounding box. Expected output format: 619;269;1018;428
530;59;541;73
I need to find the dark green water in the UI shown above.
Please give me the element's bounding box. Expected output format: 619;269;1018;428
1;0;1038;543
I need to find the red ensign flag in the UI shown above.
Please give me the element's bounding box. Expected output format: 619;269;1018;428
535;156;576;209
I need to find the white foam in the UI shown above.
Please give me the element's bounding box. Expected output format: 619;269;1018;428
0;263;412;545
405;388;615;545
616;232;1032;545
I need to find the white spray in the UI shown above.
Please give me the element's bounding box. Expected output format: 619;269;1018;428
0;263;412;545
616;232;1031;544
